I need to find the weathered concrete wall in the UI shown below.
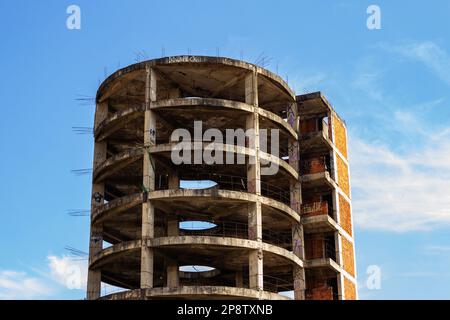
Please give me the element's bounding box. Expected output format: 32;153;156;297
339;195;352;236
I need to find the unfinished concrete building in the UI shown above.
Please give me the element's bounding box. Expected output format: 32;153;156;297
86;56;357;300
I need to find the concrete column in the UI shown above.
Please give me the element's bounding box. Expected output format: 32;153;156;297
167;261;179;288
338;272;344;300
141;202;154;289
292;223;306;300
245;70;263;292
287;102;299;132
166;216;179;288
332;188;339;223
245;70;258;106
235;269;244;287
288;102;306;300
249;249;263;291
293;265;306;300
167;217;179;236
141;67;157;289
87;224;103;299
168;171;179;189
245;70;260;194
248;202;262;241
87;101;108;300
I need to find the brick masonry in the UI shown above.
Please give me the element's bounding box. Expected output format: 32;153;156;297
344;277;357;300
339;194;352;236
341;236;355;277
337;155;350;197
332;114;348;158
305;234;325;260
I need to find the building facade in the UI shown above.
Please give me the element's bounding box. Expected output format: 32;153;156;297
86;56;357;300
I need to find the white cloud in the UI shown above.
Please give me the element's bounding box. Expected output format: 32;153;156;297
47;255;125;296
0;270;53;300
47;255;87;290
350;128;450;232
380;41;450;86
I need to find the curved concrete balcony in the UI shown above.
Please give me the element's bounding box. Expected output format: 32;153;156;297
100;286;291;300
94;97;297;143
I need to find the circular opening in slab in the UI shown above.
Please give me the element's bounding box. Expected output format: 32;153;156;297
179;221;217;231
179;265;216;272
180;180;217;189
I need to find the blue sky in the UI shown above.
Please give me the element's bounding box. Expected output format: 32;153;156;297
0;0;449;299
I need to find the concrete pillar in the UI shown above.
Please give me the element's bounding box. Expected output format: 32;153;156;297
292;223;306;300
245;70;263;292
87;225;102;299
332;188;339;222
168;171;179;189
245;70;260;194
141;67;157;289
249;249;263;291
288;102;306;300
167;217;179;236
167;261;179;288
337;272;344;300
141;202;154;289
166;216;180;288
235;269;244;287
248;202;262;241
245;70;258;106
87;101;108;300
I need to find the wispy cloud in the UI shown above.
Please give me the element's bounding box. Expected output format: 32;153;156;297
0;255;127;299
351;56;386;102
350;126;450;232
422;245;450;254
0;270;53;299
379;41;450;86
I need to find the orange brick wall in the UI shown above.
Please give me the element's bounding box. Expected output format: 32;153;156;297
302;201;328;217
305;234;324;260
344;277;357;300
336;155;350;197
339;195;352;236
303;157;325;174
300;118;317;134
341;237;355;277
332;114;348;158
306;286;334;300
